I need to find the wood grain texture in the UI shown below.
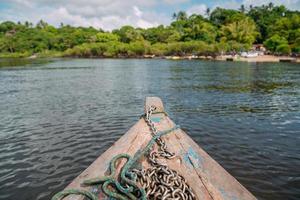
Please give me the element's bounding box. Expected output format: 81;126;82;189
61;97;256;200
144;97;164;113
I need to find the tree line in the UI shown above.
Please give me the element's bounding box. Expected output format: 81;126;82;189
0;3;299;58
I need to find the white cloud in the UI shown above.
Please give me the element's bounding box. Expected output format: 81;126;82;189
133;6;143;17
162;0;189;4
187;4;207;16
0;0;169;30
214;0;241;10
40;6;160;30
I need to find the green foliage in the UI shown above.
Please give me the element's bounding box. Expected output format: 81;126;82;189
91;32;119;43
64;41;216;57
247;5;288;42
150;41;215;56
127;41;150;56
210;8;243;26
181;15;217;43
113;26;144;43
0;21;99;54
142;25;180;43
64;41;151;58
150;43;168;56
291;38;300;53
292;46;300;53
0;21;17;32
276;44;291;54
1;4;300;58
270;14;300;43
226;41;249;52
264;35;288;52
220;17;259;49
65;43;109;57
0;52;31;58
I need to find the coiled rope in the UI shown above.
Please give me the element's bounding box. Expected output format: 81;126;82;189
52;106;195;200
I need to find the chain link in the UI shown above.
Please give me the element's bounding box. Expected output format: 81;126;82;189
133;106;196;200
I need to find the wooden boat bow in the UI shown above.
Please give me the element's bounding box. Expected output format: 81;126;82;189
58;97;256;200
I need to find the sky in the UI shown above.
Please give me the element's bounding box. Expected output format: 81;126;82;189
0;0;299;30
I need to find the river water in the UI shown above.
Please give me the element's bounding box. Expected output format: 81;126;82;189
0;58;299;200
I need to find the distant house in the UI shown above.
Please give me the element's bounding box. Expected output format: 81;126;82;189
252;44;266;52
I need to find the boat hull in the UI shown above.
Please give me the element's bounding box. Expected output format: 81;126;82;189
60;97;256;200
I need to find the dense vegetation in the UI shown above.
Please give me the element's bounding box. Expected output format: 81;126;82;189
0;3;300;58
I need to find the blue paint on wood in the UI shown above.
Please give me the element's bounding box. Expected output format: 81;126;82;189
182;146;203;169
219;187;239;200
182;152;193;168
150;117;161;123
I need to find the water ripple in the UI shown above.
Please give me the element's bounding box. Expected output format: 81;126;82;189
0;59;299;200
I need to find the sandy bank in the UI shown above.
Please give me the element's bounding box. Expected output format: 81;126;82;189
216;55;300;63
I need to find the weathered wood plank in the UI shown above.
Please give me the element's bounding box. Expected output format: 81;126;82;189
173;129;257;200
63;119;152;200
144;97;164;113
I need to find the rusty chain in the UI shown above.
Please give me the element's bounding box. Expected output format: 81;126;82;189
132;106;196;200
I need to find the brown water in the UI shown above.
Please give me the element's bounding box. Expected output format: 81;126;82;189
0;58;299;200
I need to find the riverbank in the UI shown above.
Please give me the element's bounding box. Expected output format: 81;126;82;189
163;54;300;63
1;53;300;63
215;55;300;63
0;51;64;59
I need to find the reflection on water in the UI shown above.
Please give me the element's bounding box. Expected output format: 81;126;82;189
0;58;52;68
0;58;299;200
174;80;295;93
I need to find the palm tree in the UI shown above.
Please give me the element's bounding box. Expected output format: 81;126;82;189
239;4;246;13
188;14;198;21
172;11;187;21
268;2;274;10
172;13;177;20
37;20;48;29
25;21;30;28
221;18;259;46
206;8;211;18
176;11;188;21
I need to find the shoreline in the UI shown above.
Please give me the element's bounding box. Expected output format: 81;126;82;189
1;54;300;63
163;54;300;63
215;55;300;63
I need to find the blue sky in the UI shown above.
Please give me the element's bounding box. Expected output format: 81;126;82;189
0;0;299;30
